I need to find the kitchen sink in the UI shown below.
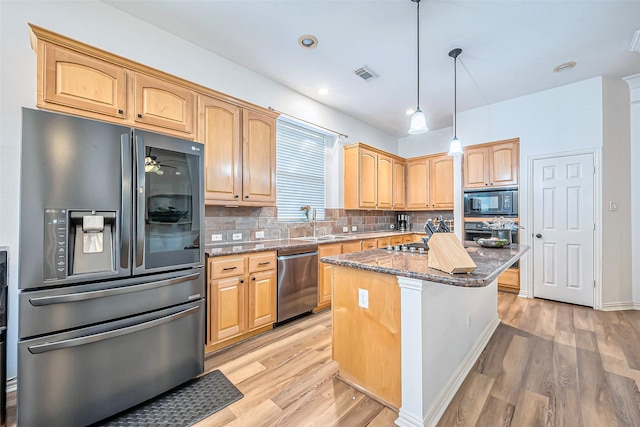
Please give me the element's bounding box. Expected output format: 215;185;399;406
297;235;352;242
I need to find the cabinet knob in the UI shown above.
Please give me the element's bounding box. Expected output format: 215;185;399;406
240;280;244;283
252;277;256;281
485;183;489;186
234;195;239;198
118;109;124;115
245;195;249;199
137;113;142;118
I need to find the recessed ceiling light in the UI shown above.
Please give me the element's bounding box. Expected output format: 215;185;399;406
318;88;330;95
406;109;415;115
298;35;318;49
553;61;576;73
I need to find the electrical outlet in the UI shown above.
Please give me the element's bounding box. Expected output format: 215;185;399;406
390;224;395;229
351;226;358;232
232;233;242;240
609;201;618;211
358;288;369;309
255;230;265;239
211;234;222;242
342;226;349;233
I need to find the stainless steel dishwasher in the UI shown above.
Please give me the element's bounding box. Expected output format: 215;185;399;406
276;244;318;324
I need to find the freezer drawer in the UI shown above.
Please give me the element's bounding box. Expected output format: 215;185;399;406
19;268;204;339
17;300;205;427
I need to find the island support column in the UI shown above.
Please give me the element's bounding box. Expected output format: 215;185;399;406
395;277;500;427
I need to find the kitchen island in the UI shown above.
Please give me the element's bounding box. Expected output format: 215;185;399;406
321;243;529;427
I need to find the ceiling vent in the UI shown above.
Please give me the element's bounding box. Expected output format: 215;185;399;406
629;29;640;54
354;67;377;82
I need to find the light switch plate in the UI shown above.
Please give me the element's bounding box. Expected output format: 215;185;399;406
351;226;358;232
342;226;349;233
211;234;223;242
232;233;242;240
358;288;369;309
255;230;265;239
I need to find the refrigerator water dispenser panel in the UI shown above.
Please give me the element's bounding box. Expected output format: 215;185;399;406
43;209;117;280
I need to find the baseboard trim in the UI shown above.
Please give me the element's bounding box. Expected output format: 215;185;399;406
395;316;501;427
601;301;640;311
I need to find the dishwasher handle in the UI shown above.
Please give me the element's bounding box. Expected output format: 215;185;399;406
277;251;318;261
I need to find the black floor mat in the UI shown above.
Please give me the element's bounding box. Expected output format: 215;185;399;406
97;370;243;426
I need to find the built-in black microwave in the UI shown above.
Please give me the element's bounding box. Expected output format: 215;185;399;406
463;189;518;217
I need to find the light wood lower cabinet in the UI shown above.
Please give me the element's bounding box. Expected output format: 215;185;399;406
206;251;276;353
316;240;362;311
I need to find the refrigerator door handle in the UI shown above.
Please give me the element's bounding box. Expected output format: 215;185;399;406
134;133;145;269
120;133;132;270
28;272;200;306
27;304;200;354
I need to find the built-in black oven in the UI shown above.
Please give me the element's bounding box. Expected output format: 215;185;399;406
463;189;518;217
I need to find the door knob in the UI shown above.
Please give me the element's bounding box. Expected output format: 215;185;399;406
535;234;542;238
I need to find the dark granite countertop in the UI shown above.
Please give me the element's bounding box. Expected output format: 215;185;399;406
320;242;529;287
205;231;425;257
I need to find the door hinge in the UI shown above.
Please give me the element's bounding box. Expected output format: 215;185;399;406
593;280;596;288
593;223;596;231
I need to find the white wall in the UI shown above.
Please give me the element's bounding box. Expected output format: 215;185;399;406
625;74;640;305
399;77;633;306
602;77;632;305
0;0;397;379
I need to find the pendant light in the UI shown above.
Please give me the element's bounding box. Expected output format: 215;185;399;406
448;48;463;155
408;0;428;134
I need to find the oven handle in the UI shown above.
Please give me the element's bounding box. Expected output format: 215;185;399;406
28;305;200;354
29;272;200;306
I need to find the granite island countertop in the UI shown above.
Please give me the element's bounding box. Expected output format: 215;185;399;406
205;231;425;257
320;242;529;287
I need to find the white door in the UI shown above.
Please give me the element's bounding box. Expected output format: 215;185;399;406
532;153;594;306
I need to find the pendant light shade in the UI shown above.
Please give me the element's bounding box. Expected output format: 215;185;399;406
408;0;428;134
448;48;463;155
409;108;428;134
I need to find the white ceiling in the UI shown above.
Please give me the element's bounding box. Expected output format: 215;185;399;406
103;0;640;137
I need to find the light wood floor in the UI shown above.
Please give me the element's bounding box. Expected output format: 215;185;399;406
6;292;640;426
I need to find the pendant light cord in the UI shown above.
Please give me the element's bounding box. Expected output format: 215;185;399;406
416;0;420;110
453;55;457;137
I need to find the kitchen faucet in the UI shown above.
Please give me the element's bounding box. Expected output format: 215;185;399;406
311;208;317;238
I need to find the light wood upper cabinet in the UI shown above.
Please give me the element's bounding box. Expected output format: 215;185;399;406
242;109;276;204
41;44;127;119
198;95;242;202
198;95;276;206
464;139;519;188
359;148;378;209
406;158;430;209
430;155;454;209
406;154;453;210
377;154;393;210
133;73;195;134
344;143;404;210
392;160;406;209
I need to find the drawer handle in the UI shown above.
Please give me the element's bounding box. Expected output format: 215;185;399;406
137;113;143;118
118;109;124;114
222;266;237;271
257;262;270;266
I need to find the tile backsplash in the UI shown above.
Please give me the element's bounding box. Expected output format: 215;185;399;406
204;206;453;244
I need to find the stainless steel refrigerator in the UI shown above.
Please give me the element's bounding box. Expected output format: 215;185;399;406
18;108;205;426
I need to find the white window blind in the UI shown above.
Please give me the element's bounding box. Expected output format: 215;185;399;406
276;120;326;221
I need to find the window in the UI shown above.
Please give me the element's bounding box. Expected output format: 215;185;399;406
276;120;326;221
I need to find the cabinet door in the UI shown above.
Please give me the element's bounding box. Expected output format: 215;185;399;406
318;244;342;306
248;270;276;329
198;95;242;203
392;160;406;209
490;141;519;187
406;159;429;209
133;73;195;135
242;109;276;204
430;155;454;209
463;146;490;188
42;44;127;119
377;154;393;209
359;149;378;209
390;236;403;246
210;276;246;343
